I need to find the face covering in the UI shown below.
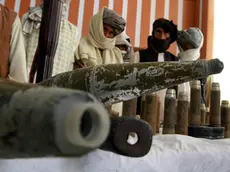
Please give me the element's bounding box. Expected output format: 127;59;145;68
120;50;127;57
150;37;170;53
178;49;200;61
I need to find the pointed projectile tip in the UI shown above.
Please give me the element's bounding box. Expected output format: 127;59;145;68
205;58;224;77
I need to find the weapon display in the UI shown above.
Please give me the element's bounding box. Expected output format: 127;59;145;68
0;58;224;158
0;85;110;158
39;59;224;105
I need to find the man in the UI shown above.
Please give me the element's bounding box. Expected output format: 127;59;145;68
0;4;28;82
177;27;206;104
75;7;126;67
131;18;178;118
115;32;134;63
75;7;126;116
21;0;79;80
131;18;178;63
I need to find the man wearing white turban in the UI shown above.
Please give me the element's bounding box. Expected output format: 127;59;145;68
177;27;206;104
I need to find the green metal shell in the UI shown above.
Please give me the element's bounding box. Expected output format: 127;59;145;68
40;59;224;105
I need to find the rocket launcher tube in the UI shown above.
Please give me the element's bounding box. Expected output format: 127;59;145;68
40;59;224;105
0;85;110;158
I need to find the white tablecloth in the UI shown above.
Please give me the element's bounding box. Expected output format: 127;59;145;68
1;135;230;172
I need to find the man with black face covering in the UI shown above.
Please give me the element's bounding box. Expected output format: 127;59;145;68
131;18;178;118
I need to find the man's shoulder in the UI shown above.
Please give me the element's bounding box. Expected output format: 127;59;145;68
139;48;148;53
64;20;77;29
78;37;92;49
0;4;17;19
21;11;29;19
62;20;78;34
0;4;15;13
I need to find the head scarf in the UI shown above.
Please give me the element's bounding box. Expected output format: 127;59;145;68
148;18;177;53
177;27;204;61
115;32;134;62
177;27;203;50
152;18;177;44
115;32;131;47
103;8;126;36
77;7;124;66
22;0;71;34
87;7;126;49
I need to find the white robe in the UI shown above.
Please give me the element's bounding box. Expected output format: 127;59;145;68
8;15;28;83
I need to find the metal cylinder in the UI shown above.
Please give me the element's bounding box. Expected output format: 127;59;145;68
0;87;110;158
210;82;221;127
122;99;137;116
200;103;206;125
221;100;230;138
189;80;201;126
163;89;177;134
156;96;161;133
206;107;210;125
143;94;158;135
176;91;189;135
140;96;145;117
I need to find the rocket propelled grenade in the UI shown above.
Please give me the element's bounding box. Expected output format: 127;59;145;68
0;85;110;158
40;59;224;105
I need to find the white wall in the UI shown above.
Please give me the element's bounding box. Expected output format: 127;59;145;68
213;0;230;101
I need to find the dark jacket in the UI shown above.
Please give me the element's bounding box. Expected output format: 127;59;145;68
139;36;178;62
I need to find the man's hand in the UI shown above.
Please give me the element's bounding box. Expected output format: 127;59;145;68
106;105;120;117
110;110;120;117
74;59;87;69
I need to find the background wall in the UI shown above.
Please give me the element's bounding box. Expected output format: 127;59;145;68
1;0;209;57
212;0;229;101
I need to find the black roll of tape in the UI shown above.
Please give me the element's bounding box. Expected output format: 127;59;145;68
101;116;153;157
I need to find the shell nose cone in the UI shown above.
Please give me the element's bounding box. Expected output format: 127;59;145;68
206;58;224;76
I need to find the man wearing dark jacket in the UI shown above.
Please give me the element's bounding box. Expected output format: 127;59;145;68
131;18;178;118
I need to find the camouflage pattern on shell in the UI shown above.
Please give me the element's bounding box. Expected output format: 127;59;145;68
40;59;224;105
